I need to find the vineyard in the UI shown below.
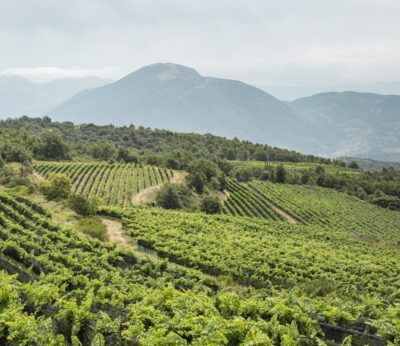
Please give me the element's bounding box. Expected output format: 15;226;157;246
222;179;400;244
102;205;400;343
0;191;328;345
0;192;398;344
33;162;173;206
222;178;284;221
249;181;400;244
229;160;361;175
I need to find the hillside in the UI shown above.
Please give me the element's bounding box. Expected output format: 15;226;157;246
0;75;110;117
288;91;400;161
0;189;397;344
50;63;302;149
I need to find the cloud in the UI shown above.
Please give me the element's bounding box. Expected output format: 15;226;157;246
0;0;400;87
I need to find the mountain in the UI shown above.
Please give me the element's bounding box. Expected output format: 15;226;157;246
0;75;111;117
287;91;400;161
50;63;301;149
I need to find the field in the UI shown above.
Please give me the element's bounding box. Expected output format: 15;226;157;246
229;160;362;175
102;205;400;343
0;191;322;345
0;191;397;344
33;162;173;207
222;179;400;244
222;178;284;221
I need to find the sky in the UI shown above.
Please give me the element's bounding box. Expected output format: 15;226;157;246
1;0;400;98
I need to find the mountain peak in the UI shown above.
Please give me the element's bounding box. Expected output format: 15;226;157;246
121;62;201;83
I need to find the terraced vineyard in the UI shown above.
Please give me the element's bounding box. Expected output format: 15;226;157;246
222;178;284;221
0;191;360;345
249;181;400;244
34;162;172;206
102;205;400;343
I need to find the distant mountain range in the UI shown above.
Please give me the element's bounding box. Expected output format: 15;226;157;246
287;92;400;161
50;63;301;149
0;75;111;116
1;63;399;162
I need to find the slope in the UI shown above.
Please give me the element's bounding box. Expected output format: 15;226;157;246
50;63;301;149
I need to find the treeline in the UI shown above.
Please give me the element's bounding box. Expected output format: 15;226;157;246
0;116;336;166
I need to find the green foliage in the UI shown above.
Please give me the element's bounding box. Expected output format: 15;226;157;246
201;194;221;214
39;173;71;201
77;216;108;241
156;184;182;209
35;162;172;207
188;170;207;193
88;140;117;161
68;194;100;216
34;132;70;160
275;164;287;183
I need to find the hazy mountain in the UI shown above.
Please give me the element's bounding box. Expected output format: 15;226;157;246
257;82;400;101
288;91;400;161
0;75;111;117
50;63;302;148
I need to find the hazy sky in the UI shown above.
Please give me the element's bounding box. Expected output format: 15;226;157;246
1;0;400;89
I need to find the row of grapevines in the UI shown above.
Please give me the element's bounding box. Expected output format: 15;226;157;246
0;192;335;345
222;178;284;221
33;162;172;207
249;181;400;244
101;205;400;343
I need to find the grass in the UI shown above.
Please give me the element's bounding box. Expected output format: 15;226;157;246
77;216;109;242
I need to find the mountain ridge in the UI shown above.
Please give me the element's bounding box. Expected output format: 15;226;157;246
50;63;302;149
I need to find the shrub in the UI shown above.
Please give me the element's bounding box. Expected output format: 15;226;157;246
39;173;71;201
201;195;221;214
156;184;182;209
77;217;108;241
68;194;99;216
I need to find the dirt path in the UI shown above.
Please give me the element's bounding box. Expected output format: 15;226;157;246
32;171;45;182
132;171;186;205
100;217;130;247
269;204;300;224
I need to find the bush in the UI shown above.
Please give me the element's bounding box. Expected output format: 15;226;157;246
77;217;108;241
201;195;221;214
275;164;287;183
188;171;207;193
68;194;99;216
156;184;182;209
39;173;71;201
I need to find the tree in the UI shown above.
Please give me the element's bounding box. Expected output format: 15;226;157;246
39;173;71;201
348;161;360;169
275;164;287;183
35;132;70;160
89;141;116;161
156;184;182;209
68;194;99;216
188;171;207;193
201;195;221;214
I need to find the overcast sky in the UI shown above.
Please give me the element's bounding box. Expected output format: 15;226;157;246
1;0;400;93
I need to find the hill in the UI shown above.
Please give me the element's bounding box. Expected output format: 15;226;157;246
0;191;397;344
288;91;400;161
50;63;301;149
0;75;110;117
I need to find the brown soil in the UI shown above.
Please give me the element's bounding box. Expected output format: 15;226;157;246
270;205;300;224
100;217;130;247
32;171;45;181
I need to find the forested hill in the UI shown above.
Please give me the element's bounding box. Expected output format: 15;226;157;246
0;116;334;166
